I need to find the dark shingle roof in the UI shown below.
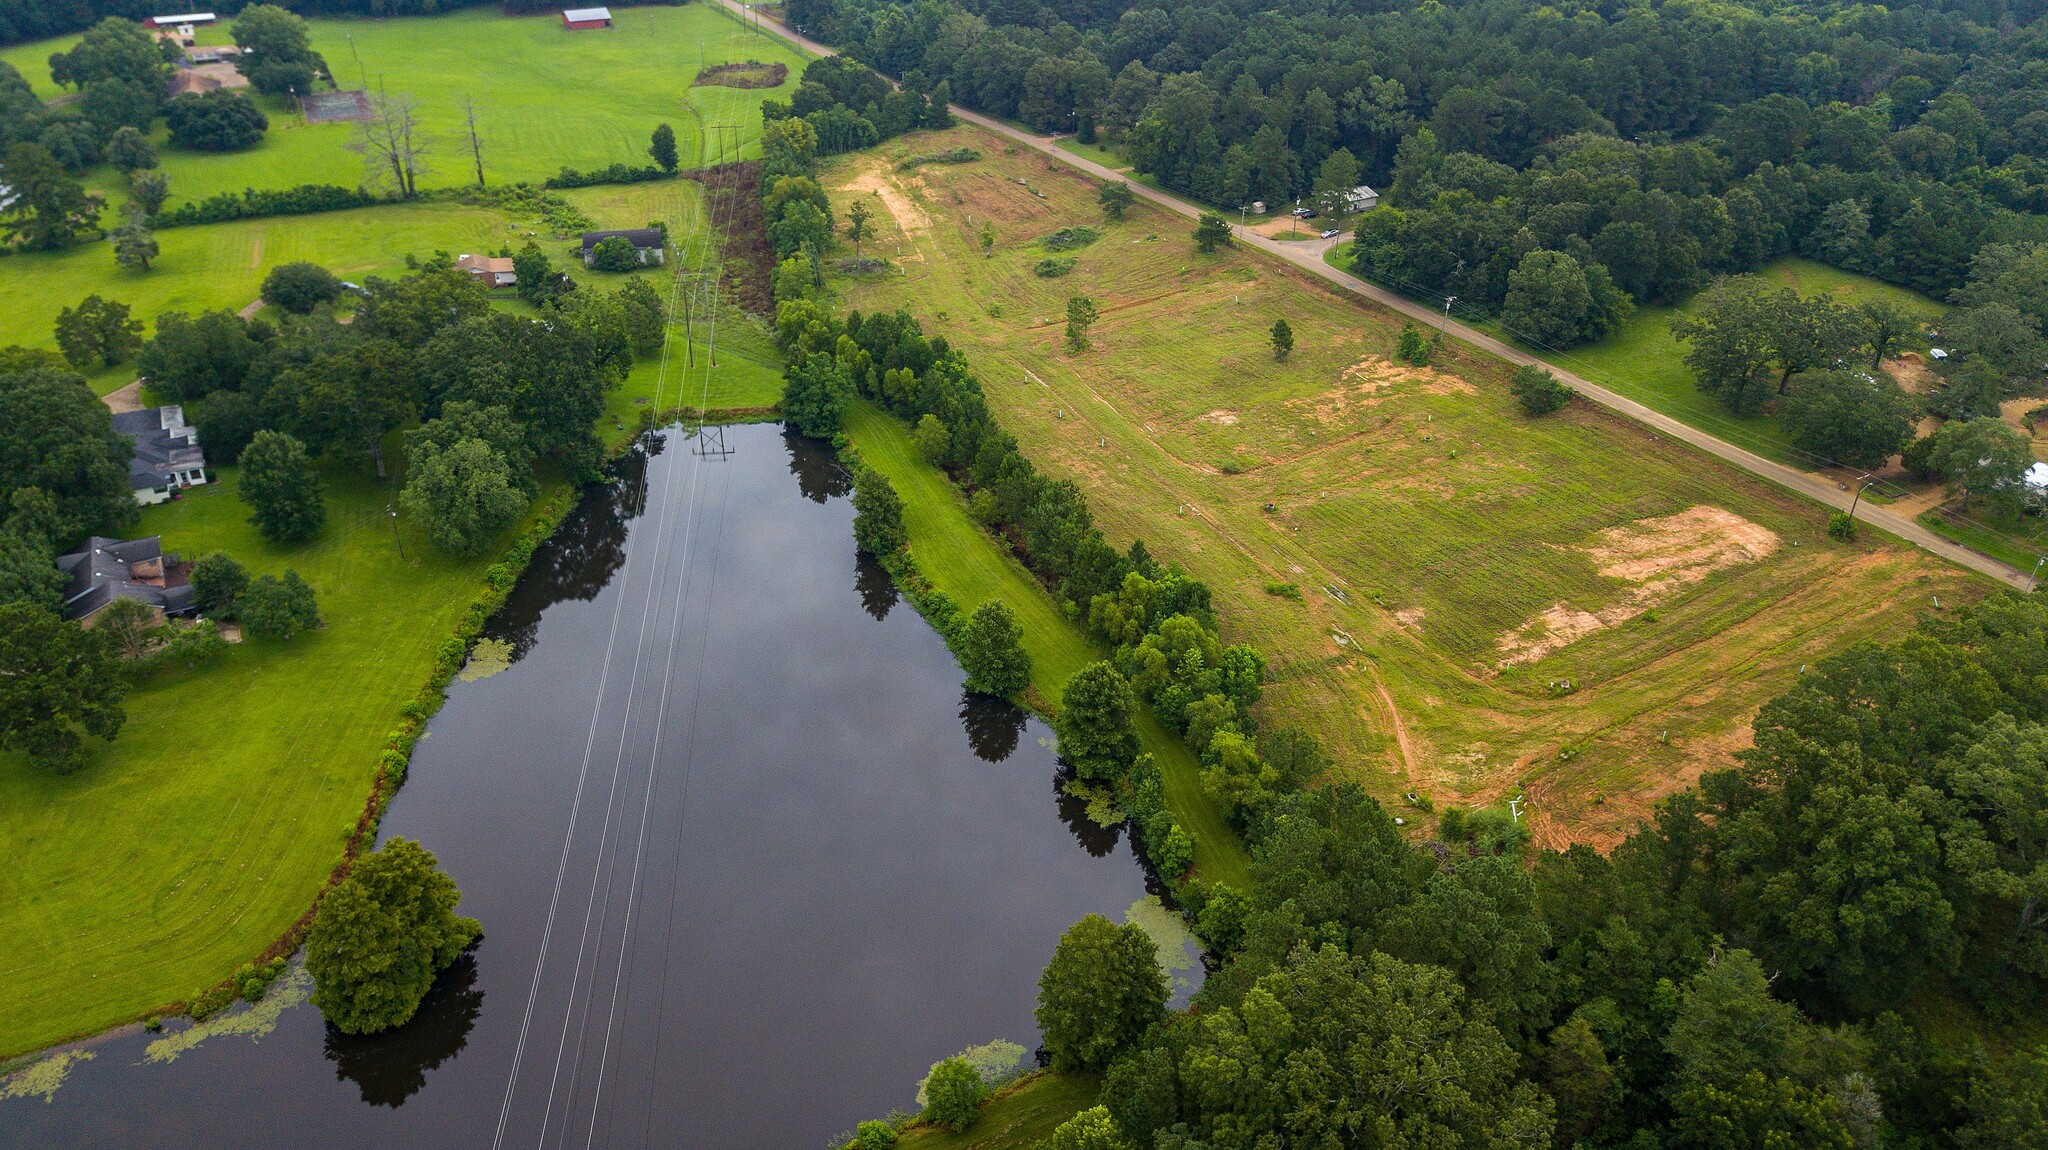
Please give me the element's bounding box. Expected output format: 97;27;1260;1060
580;228;664;253
55;537;197;622
112;406;206;491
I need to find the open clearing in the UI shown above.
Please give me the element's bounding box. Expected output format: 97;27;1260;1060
827;124;1985;846
3;5;807;213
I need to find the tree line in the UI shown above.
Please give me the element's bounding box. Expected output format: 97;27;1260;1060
785;0;2048;346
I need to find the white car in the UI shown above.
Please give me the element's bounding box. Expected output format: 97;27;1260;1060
1320;228;1341;240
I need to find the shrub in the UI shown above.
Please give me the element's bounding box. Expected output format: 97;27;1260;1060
590;234;642;272
1040;225;1101;252
261;262;343;314
240;570;321;639
1827;512;1858;542
1035;257;1077;277
188;982;238;1020
851;1120;898;1150
896;146;980;170
1150;818;1195;878
1396;322;1432;366
920;1057;986;1132
1263;580;1302;599
1510;364;1574;415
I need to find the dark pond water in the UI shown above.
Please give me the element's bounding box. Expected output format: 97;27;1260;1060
2;424;1188;1150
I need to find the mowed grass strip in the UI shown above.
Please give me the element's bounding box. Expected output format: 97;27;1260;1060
0;464;511;1058
825;125;1983;844
897;1072;1101;1149
844;402;1251;888
3;7;810;211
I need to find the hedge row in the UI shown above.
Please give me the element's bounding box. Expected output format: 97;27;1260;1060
543;163;674;189
156;184;380;228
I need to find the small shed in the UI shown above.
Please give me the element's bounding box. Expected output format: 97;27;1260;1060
1343;184;1381;213
562;6;614;29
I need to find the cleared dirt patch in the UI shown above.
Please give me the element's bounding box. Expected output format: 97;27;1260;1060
841;163;931;236
1286;355;1475;427
101;380;144;414
1198;409;1239;425
1498;506;1781;666
692;61;788;88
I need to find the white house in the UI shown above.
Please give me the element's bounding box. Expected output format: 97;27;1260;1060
1342;185;1380;213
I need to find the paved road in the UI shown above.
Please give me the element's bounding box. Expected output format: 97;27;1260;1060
717;0;2036;591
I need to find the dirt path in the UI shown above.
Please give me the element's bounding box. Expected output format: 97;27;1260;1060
1366;662;1419;781
236;298;263;320
101;380;145;414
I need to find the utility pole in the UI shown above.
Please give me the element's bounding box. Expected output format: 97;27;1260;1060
386;503;406;561
1846;473;1873;521
1440;295;1457;335
346;32;367;91
2033;553;2046;591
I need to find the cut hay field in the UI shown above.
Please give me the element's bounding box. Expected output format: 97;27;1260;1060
824;124;1987;846
3;5;807;212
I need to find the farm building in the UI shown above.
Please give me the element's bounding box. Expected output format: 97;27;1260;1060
56;537;197;624
456;254;518;288
581;229;665;267
562;7;613;29
147;12;216;27
113;406;208;506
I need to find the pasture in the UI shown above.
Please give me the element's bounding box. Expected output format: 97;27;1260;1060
3;5;806;211
824;124;1984;846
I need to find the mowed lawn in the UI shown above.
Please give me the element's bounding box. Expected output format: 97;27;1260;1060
845;403;1251;888
826;125;1986;846
0;465;507;1058
3;5;807;212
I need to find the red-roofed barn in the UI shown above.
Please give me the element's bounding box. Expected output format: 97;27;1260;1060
562;6;613;29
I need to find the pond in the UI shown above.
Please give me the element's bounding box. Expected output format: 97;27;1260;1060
2;423;1191;1149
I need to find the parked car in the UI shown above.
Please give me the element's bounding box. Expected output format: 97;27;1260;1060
1291;206;1315;218
1320;228;1341;239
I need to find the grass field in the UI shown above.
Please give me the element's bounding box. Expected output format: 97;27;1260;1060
895;1072;1100;1149
823;124;1987;847
1328;243;1948;468
3;5;807;212
0;461;515;1058
1;200;524;392
845;403;1251;887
